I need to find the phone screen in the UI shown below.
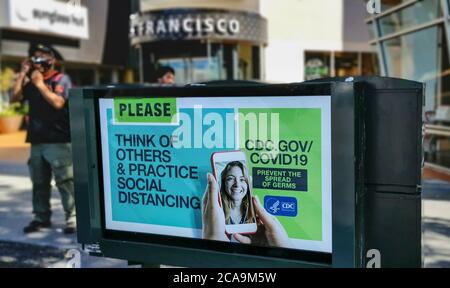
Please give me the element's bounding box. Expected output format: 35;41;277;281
212;151;257;235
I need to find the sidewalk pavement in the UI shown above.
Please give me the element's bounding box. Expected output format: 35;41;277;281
0;132;129;267
0;161;128;268
422;179;450;268
0;159;449;267
0;132;449;267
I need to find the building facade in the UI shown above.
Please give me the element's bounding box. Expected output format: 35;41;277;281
132;0;378;84
367;0;449;114
366;0;450;172
130;0;267;84
261;0;379;83
0;0;132;108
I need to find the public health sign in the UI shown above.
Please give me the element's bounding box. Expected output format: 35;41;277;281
99;96;332;253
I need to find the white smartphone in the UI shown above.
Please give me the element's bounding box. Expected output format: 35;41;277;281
211;150;257;235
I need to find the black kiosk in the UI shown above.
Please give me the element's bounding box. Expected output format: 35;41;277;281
69;76;423;268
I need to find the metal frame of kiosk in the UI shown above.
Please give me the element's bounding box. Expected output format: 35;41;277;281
69;77;423;268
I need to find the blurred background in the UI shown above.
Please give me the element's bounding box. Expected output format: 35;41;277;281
0;0;449;267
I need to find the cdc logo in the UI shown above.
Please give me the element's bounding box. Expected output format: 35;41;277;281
264;196;297;217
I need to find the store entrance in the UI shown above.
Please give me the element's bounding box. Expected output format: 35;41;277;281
141;40;260;84
158;56;222;85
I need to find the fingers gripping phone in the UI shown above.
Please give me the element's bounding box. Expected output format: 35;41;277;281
211;151;257;235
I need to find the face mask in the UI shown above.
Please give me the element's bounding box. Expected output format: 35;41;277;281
31;56;52;69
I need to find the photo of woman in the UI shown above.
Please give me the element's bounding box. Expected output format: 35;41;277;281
202;151;293;249
218;161;256;225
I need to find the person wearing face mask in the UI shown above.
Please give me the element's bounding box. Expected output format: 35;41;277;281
11;44;76;234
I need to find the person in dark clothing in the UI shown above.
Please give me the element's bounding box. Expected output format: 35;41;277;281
12;44;76;234
156;66;176;84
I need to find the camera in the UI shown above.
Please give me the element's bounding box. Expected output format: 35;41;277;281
26;56;52;78
30;56;52;69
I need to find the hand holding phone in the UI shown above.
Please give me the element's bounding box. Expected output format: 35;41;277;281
233;196;294;249
202;173;228;242
211;151;257;235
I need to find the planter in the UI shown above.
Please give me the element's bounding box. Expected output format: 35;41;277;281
0;115;24;134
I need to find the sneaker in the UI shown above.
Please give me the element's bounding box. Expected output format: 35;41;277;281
23;220;51;234
63;222;76;234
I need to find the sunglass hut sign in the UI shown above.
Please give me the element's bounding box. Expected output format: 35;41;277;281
130;13;241;40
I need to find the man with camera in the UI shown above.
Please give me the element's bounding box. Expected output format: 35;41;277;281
12;44;76;234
